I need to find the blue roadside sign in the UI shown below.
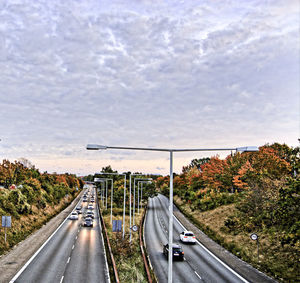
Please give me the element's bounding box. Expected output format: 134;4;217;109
112;220;122;232
1;216;11;228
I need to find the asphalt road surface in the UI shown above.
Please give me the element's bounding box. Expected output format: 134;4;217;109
12;188;109;283
145;194;248;283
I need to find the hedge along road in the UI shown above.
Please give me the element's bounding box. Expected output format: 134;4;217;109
9;186;109;283
144;194;274;283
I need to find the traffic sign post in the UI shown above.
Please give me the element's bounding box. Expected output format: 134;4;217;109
131;225;138;232
2;216;12;242
250;233;259;261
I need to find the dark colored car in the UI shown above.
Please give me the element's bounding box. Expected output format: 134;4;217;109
83;217;93;227
85;211;95;219
163;244;184;261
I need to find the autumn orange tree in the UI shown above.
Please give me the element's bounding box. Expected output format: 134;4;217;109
155;143;298;211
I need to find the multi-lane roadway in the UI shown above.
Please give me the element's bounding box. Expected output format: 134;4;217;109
145;194;249;283
11;187;109;283
10;188;271;283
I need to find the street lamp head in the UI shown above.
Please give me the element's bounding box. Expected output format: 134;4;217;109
236;146;259;153
86;144;107;150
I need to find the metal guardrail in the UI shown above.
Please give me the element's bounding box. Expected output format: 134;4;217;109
98;201;120;283
140;204;156;283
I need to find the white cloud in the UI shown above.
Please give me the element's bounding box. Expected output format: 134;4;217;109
0;0;299;175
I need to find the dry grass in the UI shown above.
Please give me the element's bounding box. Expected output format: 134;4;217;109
102;207;148;283
0;194;76;254
174;196;299;282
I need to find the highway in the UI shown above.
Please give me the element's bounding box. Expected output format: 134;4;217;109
144;194;247;283
11;187;109;283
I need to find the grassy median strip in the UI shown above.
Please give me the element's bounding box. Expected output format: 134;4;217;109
101;207;148;283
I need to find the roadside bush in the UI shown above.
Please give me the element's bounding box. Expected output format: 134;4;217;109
224;216;238;230
23;178;42;192
160;183;169;196
2;199;18;218
21;185;35;204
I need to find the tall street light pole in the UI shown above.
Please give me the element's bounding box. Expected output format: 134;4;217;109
96;172;127;238
95;177;114;224
133;177;152;226
94;178;104;204
129;173;146;242
87;144;258;283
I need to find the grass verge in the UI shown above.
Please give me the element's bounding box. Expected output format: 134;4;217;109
0;193;79;255
173;196;298;282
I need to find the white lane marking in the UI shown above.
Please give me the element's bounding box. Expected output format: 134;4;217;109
195;271;202;280
9;195;83;283
173;213;249;283
67;257;71;264
72;244;75;250
60;276;64;283
97;193;111;283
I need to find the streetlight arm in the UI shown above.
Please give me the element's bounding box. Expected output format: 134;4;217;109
87;144;108;150
87;144;258;153
236;146;259;152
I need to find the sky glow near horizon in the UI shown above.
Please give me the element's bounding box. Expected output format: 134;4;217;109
0;0;299;176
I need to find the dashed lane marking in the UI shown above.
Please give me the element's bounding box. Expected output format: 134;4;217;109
67;257;70;264
195;271;202;280
60;276;64;283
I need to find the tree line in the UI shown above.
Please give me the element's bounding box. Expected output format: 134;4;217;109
0;159;84;218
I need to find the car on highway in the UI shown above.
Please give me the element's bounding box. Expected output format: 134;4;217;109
69;211;79;220
163;243;184;261
180;231;196;244
87;204;94;210
85;211;95;219
83;217;93;227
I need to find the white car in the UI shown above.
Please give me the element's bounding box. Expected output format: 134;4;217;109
87;204;94;210
180;231;196;244
69;211;79;220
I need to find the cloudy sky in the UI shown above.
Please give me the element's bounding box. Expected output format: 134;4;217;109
0;0;299;175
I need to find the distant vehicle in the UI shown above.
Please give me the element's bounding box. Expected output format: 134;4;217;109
163;244;184;261
85;211;95;219
180;231;196;244
83;217;93;227
83;198;88;202
90;199;95;203
76;205;82;210
69;211;79;220
87;204;94;210
77;209;82;214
